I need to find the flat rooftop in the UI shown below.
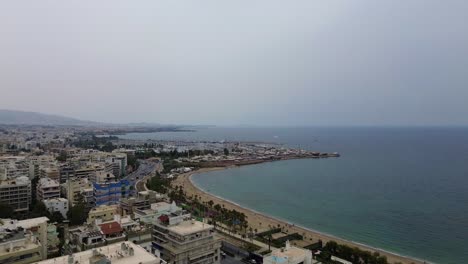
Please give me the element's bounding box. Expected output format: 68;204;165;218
35;241;161;264
167;220;213;236
265;245;309;264
17;217;49;229
90;205;118;212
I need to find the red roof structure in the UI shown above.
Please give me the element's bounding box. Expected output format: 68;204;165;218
99;221;123;235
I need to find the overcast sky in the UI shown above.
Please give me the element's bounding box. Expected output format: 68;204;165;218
0;1;467;126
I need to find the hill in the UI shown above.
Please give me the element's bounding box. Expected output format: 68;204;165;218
0;109;100;126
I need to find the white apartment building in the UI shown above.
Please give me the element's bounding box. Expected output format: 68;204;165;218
43;198;69;219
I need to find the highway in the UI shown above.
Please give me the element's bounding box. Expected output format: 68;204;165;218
123;159;160;194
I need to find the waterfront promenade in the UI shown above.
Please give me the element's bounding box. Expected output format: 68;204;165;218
173;167;424;264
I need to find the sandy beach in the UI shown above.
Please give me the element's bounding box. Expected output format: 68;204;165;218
172;167;424;264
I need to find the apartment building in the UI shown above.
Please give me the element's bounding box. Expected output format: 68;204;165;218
105;153;127;177
58;163;75;183
0;176;31;216
74;164;105;180
43;198;69;219
61;177;93;207
135;202;189;225
36;178;60;201
87;204;119;224
0;217;49;263
152;213;221;264
0;224;43;264
39;167;60;182
93;179;131;206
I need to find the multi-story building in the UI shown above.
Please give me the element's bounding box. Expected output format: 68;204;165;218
0;156;29;179
135;202;189;225
120;196;152;217
61;178;93;207
28;155;56;180
39;167;60;182
105;153;127;178
58;163;75;183
36;178;60;201
0;176;31;216
124;190;168;218
93;179;131;206
43;198;69;219
87;204;119;224
0;217;50;262
0;222;43;264
91;171;116;183
66;225;105;252
74;164;105;180
37;241;163;264
152;212;221;264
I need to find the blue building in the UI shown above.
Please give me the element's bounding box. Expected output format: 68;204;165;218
93;179;131;206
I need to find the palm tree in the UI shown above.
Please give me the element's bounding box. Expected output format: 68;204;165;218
267;233;273;251
207;200;214;208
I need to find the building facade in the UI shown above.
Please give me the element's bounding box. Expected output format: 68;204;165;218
0;176;31;216
36;178;60;201
43;198;69;219
152;214;221;264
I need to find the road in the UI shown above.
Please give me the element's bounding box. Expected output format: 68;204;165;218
123;159;160;193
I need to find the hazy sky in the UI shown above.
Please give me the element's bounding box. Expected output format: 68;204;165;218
1;1;467;126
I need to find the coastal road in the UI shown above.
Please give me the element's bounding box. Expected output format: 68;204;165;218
124;159;160;193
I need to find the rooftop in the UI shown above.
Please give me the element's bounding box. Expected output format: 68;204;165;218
0;176;30;186
35;241;161;264
44;197;68;203
90;204;118;213
99;221;123;235
167;220;213;236
264;242;311;264
38;177;59;187
13;217;48;229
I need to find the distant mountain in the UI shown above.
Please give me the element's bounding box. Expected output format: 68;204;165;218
0;109;100;126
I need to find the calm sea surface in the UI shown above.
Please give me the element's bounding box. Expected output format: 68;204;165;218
120;127;468;264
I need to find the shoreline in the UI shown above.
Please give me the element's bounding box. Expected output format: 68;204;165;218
173;165;427;264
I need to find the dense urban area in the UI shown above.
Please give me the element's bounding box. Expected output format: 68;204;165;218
0;124;413;264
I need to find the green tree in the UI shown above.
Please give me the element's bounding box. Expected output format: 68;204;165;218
0;202;14;218
68;193;87;225
30;201;50;218
223;148;229;156
56;151;68;162
68;205;86;225
50;211;65;223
